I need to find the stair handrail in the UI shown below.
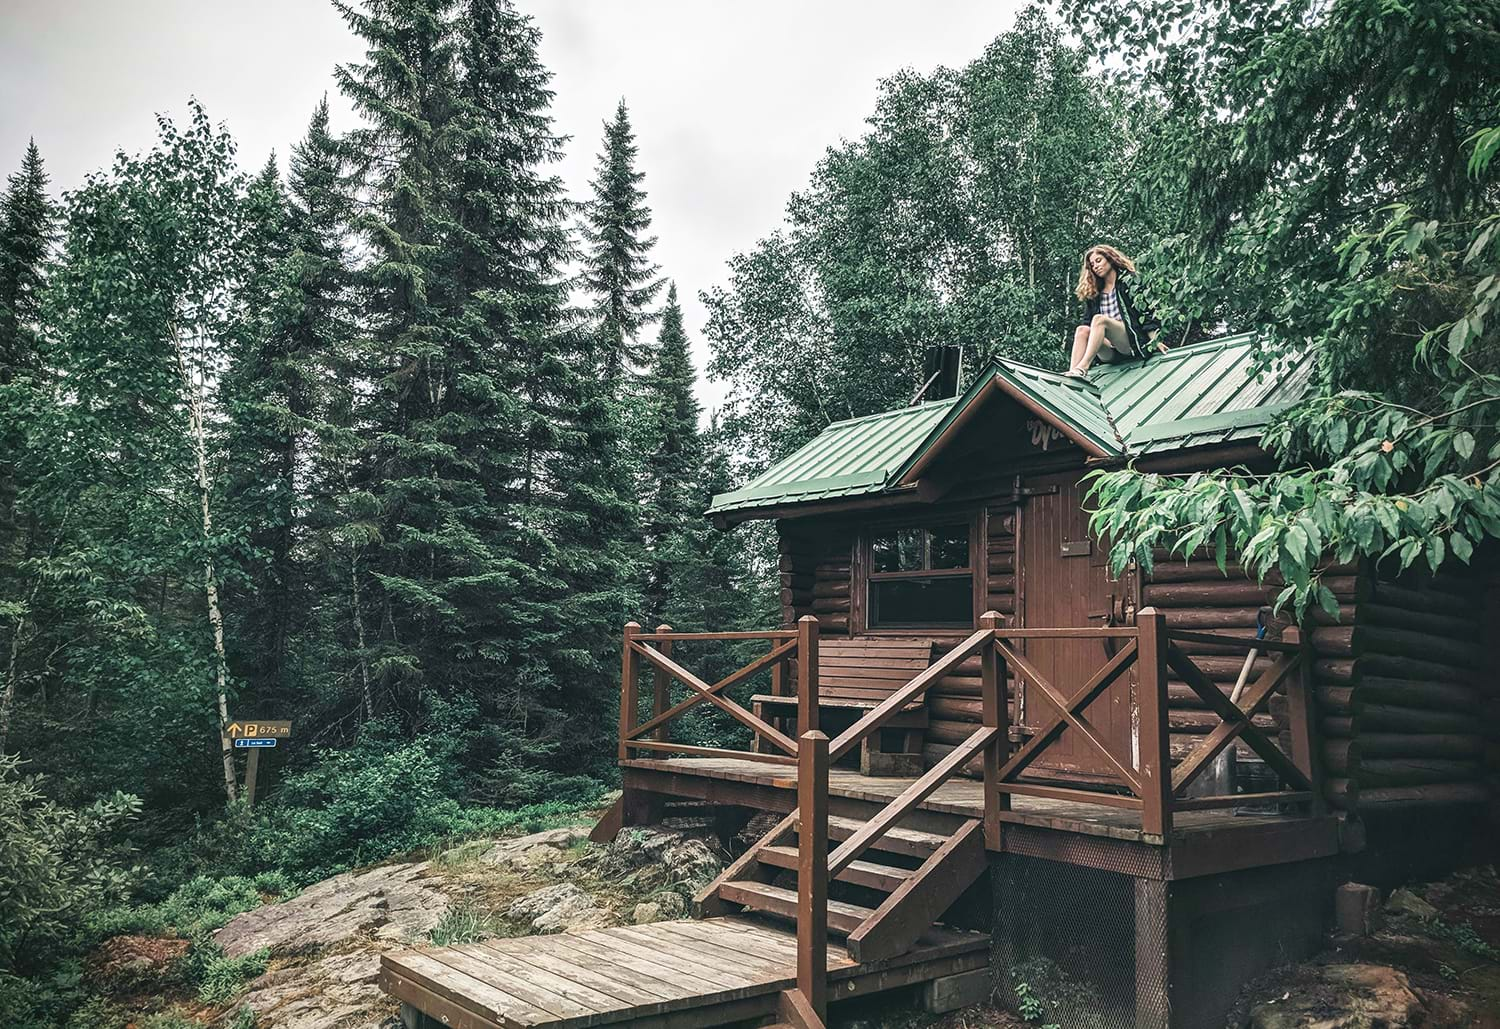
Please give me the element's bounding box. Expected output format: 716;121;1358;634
827;624;995;763
827;613;1008;875
791;729;830;1028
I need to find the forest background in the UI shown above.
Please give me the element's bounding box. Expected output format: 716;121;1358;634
1;0;1495;1025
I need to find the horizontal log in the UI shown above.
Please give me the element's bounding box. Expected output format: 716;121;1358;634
1323;740;1354;775
1322;716;1354;737
811;597;851;614
1146;560;1252;583
935;674;981;696
1354;758;1482;788
1143;576;1359;608
1357;677;1480;712
1325;778;1358;809
817;613;849;633
780;588;813;606
1359;626;1483;669
1314;659;1356;686
1168;654;1277;682
1163;608;1265;630
987;574;1016;593
812;579;850;599
1359;602;1478;640
1356;733;1487;760
1311;626;1355;658
1355;782;1489;809
990;512;1017;535
931;696;982;721
1345;704;1478;734
983;595;1017;614
814;562;851;576
922;742;983;779
779;572;815;590
929;718;983;745
1316;686;1354;715
1358;653;1474;685
1368;581;1476;616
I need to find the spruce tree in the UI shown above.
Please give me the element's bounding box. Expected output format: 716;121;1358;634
336;0;466;710
640;283;701;623
0;140;55;752
580;99;663;381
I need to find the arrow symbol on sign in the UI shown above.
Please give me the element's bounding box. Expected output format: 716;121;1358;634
227;723;242;738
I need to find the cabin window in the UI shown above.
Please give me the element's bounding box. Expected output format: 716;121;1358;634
867;524;973;628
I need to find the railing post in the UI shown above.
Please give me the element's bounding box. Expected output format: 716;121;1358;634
797;615;820;737
797;730;829;1023
1282;625;1325;816
619;622;641;762
653;624;673;743
1136;608;1172;838
980;611;1007;850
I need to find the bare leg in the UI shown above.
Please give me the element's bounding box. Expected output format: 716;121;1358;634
1076;315;1126;374
1067;325;1090;374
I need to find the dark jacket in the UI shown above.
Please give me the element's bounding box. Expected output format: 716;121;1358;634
1083;273;1162;359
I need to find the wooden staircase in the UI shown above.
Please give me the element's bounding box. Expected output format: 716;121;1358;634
695;808;987;963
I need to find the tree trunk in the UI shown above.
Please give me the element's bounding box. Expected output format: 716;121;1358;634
178;333;238;804
350;548;374;721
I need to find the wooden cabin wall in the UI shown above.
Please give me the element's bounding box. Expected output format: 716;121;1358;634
984;505;1018;621
777;522;855;635
1308;564;1492;814
1140;555;1361;768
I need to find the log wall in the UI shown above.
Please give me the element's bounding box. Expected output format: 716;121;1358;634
777;522;855;635
1313;565;1492;814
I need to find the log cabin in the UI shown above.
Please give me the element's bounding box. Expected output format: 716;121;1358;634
381;333;1500;1029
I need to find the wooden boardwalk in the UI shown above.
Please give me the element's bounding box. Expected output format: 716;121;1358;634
380;916;988;1029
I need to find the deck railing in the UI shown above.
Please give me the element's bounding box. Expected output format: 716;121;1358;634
617;617;821;765
617;608;1322;1025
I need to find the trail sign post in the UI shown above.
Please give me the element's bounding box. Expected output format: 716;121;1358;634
222;720;292;807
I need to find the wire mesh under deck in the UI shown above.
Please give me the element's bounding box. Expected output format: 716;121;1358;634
380;916;989;1029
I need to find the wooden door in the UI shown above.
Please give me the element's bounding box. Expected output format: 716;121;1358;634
1018;470;1135;781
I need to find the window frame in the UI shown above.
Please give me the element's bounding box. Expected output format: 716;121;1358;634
861;513;980;632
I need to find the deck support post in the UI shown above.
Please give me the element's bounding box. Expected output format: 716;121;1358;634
980;611;1006;850
1136;608;1172;839
1282;626;1325;816
797;729;829;1023
653;624;673;743
797;616;820;737
619;622;641;761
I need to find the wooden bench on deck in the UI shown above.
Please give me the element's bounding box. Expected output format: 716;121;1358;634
751;637;934;776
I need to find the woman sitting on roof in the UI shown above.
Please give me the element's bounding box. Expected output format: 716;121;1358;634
1065;244;1166;378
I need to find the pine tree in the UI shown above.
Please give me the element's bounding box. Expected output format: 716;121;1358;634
0;140;53;381
640;283;701;623
579;99;663;381
0;140;55;752
336;0;466;710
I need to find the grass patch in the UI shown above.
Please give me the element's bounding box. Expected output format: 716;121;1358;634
193;947;269;1006
428;902;506;946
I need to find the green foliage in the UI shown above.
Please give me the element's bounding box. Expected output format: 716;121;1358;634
0;755;140;975
88;873;294;941
705;6;1139;465
1423;917;1500;961
193;946;268;1006
428;901;506;946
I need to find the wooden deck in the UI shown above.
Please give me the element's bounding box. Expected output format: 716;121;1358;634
622;756;1343;879
380;916;988;1029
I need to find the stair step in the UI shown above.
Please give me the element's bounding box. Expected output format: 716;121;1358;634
823;815;947;859
757;846;913;892
717;881;875;934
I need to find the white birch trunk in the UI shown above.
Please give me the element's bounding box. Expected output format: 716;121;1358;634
176;330;238;804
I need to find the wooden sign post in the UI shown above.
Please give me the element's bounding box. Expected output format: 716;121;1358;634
222;720;292;807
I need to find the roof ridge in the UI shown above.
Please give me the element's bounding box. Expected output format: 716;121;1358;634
819;395;959;429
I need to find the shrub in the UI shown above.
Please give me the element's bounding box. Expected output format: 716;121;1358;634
0;754;141;974
194;946;269;1006
87;874;295;942
428;902;504;946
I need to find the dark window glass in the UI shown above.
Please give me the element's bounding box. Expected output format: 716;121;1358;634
872;528;923;572
929;525;969;569
870;576;972;628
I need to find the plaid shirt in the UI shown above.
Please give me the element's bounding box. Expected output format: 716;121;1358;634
1098;288;1122;320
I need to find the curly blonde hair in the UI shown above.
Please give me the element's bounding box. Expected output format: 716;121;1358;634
1075;244;1137;301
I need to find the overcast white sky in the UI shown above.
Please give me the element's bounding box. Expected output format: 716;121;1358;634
0;0;1025;412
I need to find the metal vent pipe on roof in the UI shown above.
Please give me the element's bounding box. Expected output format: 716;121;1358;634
911;345;963;405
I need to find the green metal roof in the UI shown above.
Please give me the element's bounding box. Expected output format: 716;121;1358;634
705;398;958;514
707;333;1313;517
